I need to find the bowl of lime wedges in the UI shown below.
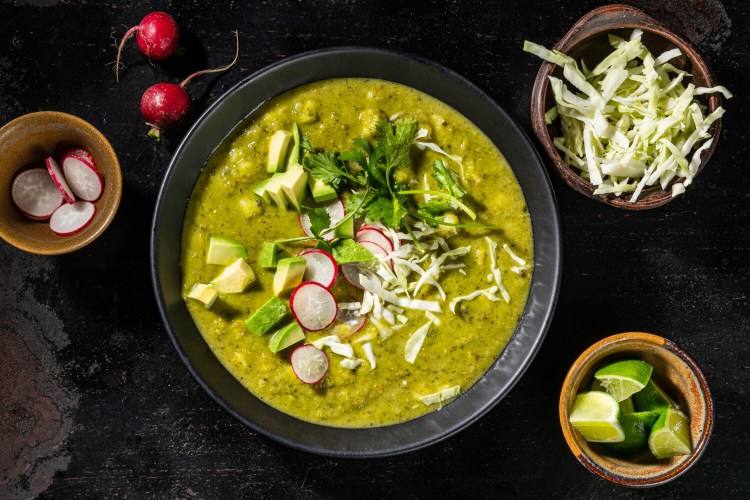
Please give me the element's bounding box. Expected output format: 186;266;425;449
559;332;713;487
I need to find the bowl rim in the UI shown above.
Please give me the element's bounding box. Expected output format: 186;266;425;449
0;110;122;255
529;3;723;210
559;332;714;487
151;46;562;457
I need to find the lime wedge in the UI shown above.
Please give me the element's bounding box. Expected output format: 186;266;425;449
649;408;692;459
591;378;636;412
633;379;678;413
603;411;660;454
594;359;653;402
569;391;624;443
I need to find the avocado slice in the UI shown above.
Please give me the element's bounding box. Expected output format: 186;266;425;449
308;176;338;202
266;130;292;173
211;258;256;293
265;173;288;208
279;163;308;212
252;177;272;204
272;257;306;296
186;283;218;308
268;321;305;353
285;123;301;169
206;235;247;266
333;216;354;239
260;242;291;269
245;296;290;336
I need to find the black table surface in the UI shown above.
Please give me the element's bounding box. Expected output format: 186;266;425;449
1;0;748;498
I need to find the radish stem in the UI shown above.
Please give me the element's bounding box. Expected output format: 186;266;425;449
115;26;139;82
180;31;240;88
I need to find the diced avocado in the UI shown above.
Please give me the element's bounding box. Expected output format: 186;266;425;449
252;177;272;204
265;173;288;208
279;163;308;212
308;176;338;202
206;235;247;266
211;258;256;293
186;283;218;308
245;296;290;336
272;257;306;296
268;321;305;353
333;216;354;239
260;242;291;269
266;130;292;173
285;123;301;169
331;239;374;264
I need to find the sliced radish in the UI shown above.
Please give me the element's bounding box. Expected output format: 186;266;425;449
357;240;394;270
290;282;338;331
11;168;64;220
341;264;373;290
290;344;329;384
299;199;345;241
336;306;367;338
298;249;338;289
63;147;95;166
62;155;103;201
355;227;394;253
45;156;76;204
49;201;96;235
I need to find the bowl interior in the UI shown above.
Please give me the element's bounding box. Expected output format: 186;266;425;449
560;333;713;486
151;48;562;457
0;111;122;255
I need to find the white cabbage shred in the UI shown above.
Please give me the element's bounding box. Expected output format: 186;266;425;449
418;385;461;406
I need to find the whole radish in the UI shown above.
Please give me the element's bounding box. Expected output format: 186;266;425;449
140;31;239;139
115;12;180;81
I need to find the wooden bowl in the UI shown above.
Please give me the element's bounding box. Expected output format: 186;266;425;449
559;332;713;487
0;111;122;255
530;4;723;210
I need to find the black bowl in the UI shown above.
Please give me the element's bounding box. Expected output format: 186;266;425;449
151;47;562;457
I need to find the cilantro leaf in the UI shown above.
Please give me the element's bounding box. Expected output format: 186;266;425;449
303;152;361;190
302;205;331;239
300;136;314;154
376;118;418;170
418;198;452;217
432;158;467;198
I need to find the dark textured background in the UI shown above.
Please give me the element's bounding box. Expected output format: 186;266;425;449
0;0;748;498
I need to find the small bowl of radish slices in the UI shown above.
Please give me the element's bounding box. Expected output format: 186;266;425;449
0;111;122;254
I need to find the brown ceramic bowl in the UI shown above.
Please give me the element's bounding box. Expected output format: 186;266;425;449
0;111;122;255
560;332;713;487
530;4;723;210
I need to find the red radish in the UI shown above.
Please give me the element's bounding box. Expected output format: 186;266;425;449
355;227;394;253
63;147;95;166
290;282;338;331
49;201;96;236
341;264;371;290
62;155;103;201
115;12;180;81
45;157;76;204
336;306;367;338
11;168;64;220
299;199;345;241
290;344;329;384
140;31;240;139
298;249;338;289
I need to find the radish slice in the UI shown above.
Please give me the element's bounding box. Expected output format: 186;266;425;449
298;249;338;289
355;227;394;253
290;344;329;384
49;201;96;235
290;282;338;331
341;264;378;290
63;147;95;166
11;168;64;220
336;306;367;338
45;156;76;204
299;199;345;241
62;155;103;201
357;240;394;270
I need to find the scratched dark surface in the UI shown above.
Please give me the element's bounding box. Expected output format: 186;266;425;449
0;0;748;498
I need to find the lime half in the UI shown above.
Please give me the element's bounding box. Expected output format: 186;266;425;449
604;411;661;455
633;379;678;413
569;391;624;443
649;408;692;459
594;359;653;402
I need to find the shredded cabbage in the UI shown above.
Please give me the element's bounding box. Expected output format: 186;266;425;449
418;385;461;406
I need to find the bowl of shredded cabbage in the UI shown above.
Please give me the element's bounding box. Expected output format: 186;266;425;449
526;4;732;209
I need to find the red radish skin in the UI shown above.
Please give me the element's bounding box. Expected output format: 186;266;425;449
139;31;240;139
290;344;329;385
355;227;394;253
115;12;180;81
49;201;96;236
11;168;64;221
45;157;76;204
63;147;95;166
290;282;338;331
298;249;339;289
62;155;104;201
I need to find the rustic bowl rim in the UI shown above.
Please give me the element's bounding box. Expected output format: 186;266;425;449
529;3;723;210
559;332;714;487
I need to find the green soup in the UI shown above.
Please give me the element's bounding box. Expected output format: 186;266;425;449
181;78;532;427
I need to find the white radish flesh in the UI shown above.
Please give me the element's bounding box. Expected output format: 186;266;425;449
49;201;96;236
45;156;76;204
336;306;367;337
290;344;329;384
11;168;64;220
357;240;394;270
298;249;339;289
299;199;345;241
341;263;372;290
62;155;104;201
290;282;338;331
356;227;394;253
